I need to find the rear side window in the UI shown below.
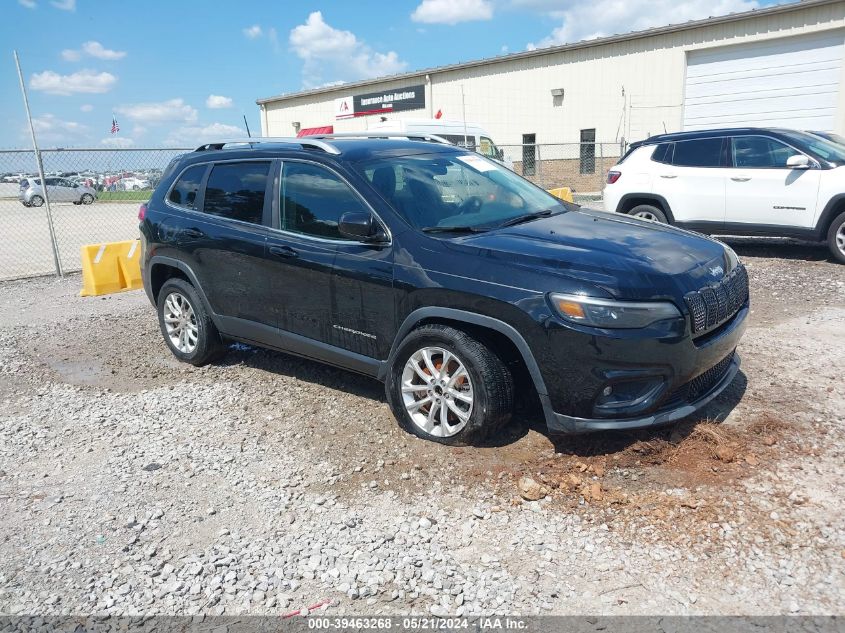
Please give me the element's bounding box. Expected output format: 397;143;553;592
168;165;206;210
672;138;724;167
281;162;368;240
651;143;674;164
203;161;270;225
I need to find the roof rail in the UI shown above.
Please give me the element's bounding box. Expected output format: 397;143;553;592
194;137;341;155
307;132;453;146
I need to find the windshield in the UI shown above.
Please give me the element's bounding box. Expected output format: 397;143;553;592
357;151;575;231
780;130;845;164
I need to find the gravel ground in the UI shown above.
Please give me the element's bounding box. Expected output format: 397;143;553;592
0;239;843;618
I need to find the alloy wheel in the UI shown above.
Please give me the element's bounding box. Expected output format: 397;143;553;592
633;210;659;221
162;292;198;354
837;223;845;256
401;346;474;437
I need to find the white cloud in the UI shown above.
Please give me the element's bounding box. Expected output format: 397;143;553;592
115;99;198;124
289;11;407;88
243;25;262;39
19;0;37;9
526;0;759;48
62;40;126;62
100;137;134;148
80;104;93;112
164;122;245;147
411;0;493;25
206;94;233;109
50;0;75;10
81;41;127;60
30;113;88;144
30;69;117;95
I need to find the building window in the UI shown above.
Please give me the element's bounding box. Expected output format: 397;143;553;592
580;128;596;175
522;133;536;177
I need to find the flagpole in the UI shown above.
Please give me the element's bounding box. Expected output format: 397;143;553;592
14;50;63;277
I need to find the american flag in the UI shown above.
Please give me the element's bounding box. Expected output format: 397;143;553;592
111;116;119;134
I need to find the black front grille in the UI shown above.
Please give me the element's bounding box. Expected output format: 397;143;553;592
667;351;735;405
684;264;748;334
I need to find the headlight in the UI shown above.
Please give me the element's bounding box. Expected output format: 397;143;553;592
550;293;681;329
724;244;739;271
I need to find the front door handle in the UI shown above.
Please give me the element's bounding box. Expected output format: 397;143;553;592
659;174;677;179
731;176;751;182
182;228;205;238
269;245;299;258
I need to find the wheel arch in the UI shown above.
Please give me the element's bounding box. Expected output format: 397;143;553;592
381;307;549;398
815;194;845;241
147;256;217;324
616;193;676;223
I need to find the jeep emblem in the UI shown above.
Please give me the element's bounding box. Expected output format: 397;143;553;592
709;265;724;278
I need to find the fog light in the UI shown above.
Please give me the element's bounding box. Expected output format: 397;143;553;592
594;377;666;417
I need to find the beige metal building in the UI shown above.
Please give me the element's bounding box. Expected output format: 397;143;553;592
257;0;845;191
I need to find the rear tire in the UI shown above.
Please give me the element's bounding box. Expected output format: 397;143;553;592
29;195;44;207
628;204;668;224
827;211;845;264
156;278;225;366
386;324;514;446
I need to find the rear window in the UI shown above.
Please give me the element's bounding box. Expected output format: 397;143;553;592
672;138;724;167
168;164;206;210
203;161;270;225
651;143;674;164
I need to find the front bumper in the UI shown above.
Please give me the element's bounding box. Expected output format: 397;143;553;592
544;352;740;434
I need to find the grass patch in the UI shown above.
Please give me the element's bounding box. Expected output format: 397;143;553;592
96;190;152;202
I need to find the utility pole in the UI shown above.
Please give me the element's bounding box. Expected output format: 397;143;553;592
15;50;62;277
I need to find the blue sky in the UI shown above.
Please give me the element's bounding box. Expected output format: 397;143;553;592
1;0;787;149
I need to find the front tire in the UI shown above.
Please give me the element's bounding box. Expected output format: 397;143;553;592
81;193;94;205
628;204;668;224
386;325;514;446
828;211;845;264
156;278;225;366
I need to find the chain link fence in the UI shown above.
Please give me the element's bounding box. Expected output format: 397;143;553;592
0;148;190;281
497;142;624;200
0;141;625;282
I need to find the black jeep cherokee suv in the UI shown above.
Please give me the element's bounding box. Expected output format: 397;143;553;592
140;135;748;445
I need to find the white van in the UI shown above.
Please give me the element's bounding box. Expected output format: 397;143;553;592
368;119;513;169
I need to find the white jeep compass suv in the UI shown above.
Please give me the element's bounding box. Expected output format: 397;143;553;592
603;128;845;263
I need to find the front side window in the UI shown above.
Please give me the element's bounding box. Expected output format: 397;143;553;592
203;161;270;224
731;136;794;168
479;136;498;159
356;151;572;231
281;162;369;240
672;138;724;167
168;164;206;210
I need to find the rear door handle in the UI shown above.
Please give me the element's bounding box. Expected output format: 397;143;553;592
731;176;751;182
659;174;677;179
269;245;299;258
182;228;205;238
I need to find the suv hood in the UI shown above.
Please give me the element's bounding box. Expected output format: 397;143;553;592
447;208;730;301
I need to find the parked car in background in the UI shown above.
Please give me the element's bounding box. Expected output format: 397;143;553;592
603;127;845;263
367;119;514;169
19;177;97;207
117;177;151;191
140;135;747;446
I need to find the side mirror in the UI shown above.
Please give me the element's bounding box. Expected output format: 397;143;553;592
338;211;388;242
786;154;810;169
497;148;504;160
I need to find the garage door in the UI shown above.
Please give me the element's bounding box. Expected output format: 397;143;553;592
683;31;844;132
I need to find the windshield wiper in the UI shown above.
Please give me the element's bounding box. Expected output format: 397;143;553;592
421;225;490;233
496;208;557;228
